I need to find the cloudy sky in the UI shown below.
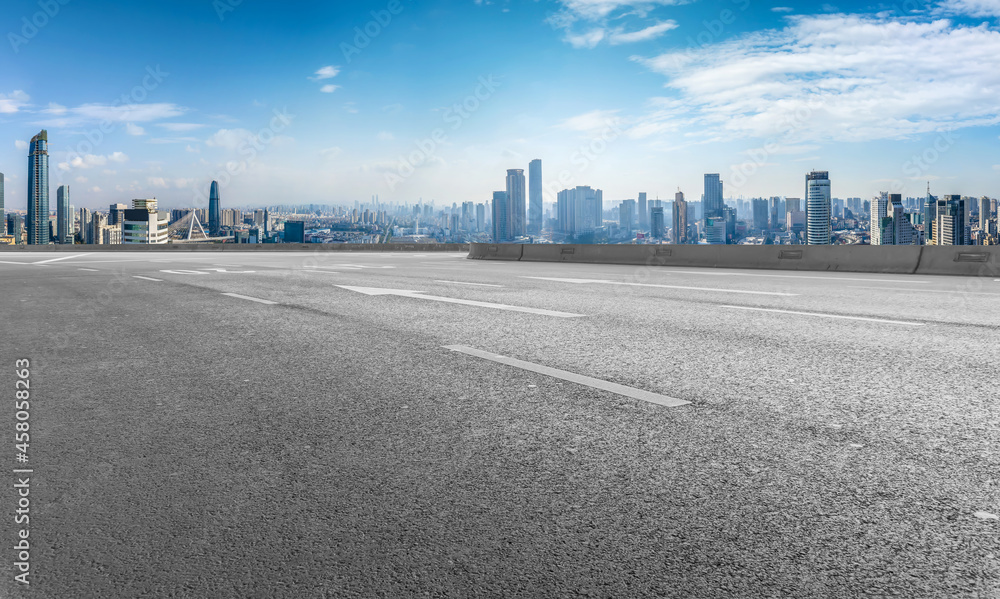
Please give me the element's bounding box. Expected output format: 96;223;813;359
2;0;999;210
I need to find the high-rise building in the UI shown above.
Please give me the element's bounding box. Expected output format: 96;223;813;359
620;199;636;236
672;191;687;244
770;197;785;230
638;192;648;230
56;185;71;244
981;196;991;228
492;191;509;243
284;221;305;243
7;213;23;243
871;192;890;245
806;171;831;245
786;198;801;213
924;187;937;244
528;159;542;235
650;207;665;239
936;195;967;246
889;194;914;245
0;172;5;236
79;207;90;243
476;203;485;233
209;180;221;236
109;203;128;227
704;174;723;219
122;198;169;244
505;169;525;238
752;198;770;234
27;130;50;245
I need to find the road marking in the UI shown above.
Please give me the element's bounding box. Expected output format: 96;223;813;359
338;286;584;318
221;293;277;305
524;277;798;297
77;268;99;272
302;270;341;274
132;275;162;282
444;345;689;408
851;286;1000;296
33;253;92;265
720;305;925;326
435;280;503;288
663;270;929;284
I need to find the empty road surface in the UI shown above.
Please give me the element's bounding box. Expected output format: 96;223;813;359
1;250;998;598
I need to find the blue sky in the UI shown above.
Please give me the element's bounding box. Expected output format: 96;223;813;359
2;0;999;210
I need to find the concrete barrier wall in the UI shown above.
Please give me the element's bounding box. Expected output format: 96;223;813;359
915;246;1000;277
471;243;1000;277
0;243;469;253
468;243;524;261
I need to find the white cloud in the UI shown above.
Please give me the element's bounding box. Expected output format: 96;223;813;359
185;145;200;153
558;109;622;134
557;0;685;20
15;140;28;150
609;21;678;44
0;90;29;114
126;123;145;136
320;84;341;93
377;131;394;141
566;29;606;48
632;15;1000;142
310;66;340;81
159;122;205;131
75;176;88;183
320;147;343;158
39;102;186;127
147;177;168;188
57;152;129;171
45;102;68;115
937;0;1000;17
771;6;794;12
205;128;254;150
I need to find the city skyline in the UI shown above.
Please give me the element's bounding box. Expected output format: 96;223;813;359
2;0;1000;211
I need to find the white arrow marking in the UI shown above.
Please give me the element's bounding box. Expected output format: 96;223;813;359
34;253;93;265
523;277;798;297
337;286;584;318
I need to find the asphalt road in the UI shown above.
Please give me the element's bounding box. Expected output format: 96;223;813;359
1;250;998;598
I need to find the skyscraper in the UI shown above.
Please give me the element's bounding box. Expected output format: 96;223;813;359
703;174;723;218
528;159;542;235
924;186;937;245
56;185;71;244
672;191;687;244
505;169;525;239
752;198;770;234
7;214;23;243
209;180;221;236
492;191;509;243
871;192;889;245
936;195;966;246
109;203;128;227
650;207;665;239
638;192;648;230
806;170;831;245
27;130;50;245
0;172;5;236
620;199;636;236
